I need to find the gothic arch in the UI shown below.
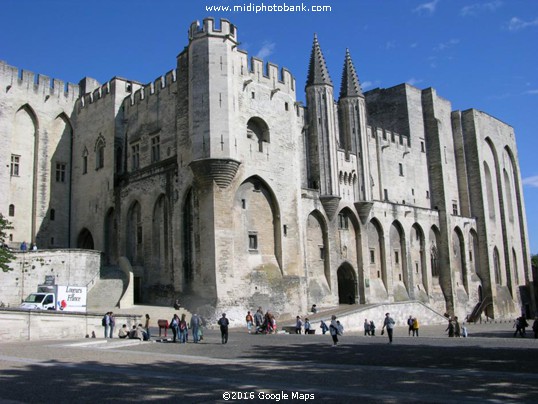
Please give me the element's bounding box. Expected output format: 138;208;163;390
234;176;282;272
77;228;94;249
452;226;468;293
126;200;143;266
337;207;363;302
247;117;270;152
152;194;170;279
306;209;330;290
337;262;357;304
411;223;428;295
390;220;409;300
183;188;195;287
429;225;441;278
366;217;387;301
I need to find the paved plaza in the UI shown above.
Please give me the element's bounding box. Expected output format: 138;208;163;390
0;322;537;403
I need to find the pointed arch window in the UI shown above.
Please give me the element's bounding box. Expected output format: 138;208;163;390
9;204;15;217
82;148;88;174
95;135;106;170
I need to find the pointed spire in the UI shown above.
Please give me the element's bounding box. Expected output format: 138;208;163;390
306;34;333;88
339;49;363;98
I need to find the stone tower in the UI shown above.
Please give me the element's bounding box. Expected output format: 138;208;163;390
305;35;340;219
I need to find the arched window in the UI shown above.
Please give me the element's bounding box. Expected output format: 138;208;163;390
95;135;106;170
8;204;15;216
247;117;270;152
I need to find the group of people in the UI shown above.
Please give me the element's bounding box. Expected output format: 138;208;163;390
445;316;467;337
406;316;420;337
245;307;277;334
294;316;313;334
363;319;377;336
102;312;151;341
170;313;203;343
19;241;37;252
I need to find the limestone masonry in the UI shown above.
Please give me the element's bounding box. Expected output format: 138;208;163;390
0;18;535;321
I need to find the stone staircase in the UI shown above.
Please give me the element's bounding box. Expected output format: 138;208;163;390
87;266;126;312
283;301;448;333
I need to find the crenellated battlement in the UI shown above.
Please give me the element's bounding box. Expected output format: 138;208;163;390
236;51;295;93
0;60;79;100
189;17;237;42
124;69;177;108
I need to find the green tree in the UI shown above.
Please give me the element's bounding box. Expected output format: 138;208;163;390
532;254;538;268
0;213;15;272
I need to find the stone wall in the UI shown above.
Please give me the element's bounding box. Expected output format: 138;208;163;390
0;309;140;342
0;249;101;307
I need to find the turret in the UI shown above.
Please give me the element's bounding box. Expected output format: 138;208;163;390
338;49;372;201
305;35;340;218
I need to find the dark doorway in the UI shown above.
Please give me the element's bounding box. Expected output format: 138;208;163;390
337;263;357;304
77;228;94;249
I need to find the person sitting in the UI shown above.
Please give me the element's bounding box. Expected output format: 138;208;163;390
118;324;129;339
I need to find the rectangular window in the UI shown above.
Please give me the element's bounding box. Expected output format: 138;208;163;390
151;135;160;163
96;146;105;169
319;246;325;260
395;250;399;264
421;141;425;152
382;131;387;140
370;249;375;264
10;155;20;176
338;214;348;230
131;144;140;170
452;202;458;215
83;155;88;174
248;233;258;251
55;162;67;182
399;163;404;176
469;251;473;262
137;225;142;244
391;132;395;142
384;189;388;201
399;135;403;145
426;190;430;199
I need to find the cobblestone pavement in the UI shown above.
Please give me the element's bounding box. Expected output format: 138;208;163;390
0;323;537;403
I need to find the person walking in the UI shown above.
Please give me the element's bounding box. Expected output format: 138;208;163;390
295;316;303;334
370;320;376;336
254;308;264;333
412;317;419;337
102;312;111;338
382;312;395;343
363;319;371;336
170;314;180;342
179;314;188;343
190;313;201;343
218;313;230;344
329;315;340;346
304;318;311;335
109;312;116;338
407;315;413;336
144;314;151;340
245;311;253;333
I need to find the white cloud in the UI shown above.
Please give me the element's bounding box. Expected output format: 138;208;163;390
434;38;460;51
523;176;538;187
410;42;419;48
414;0;440;15
524;89;538;95
508;17;538;31
361;80;381;90
255;41;275;59
385;40;396;50
407;78;423;86
461;1;502;17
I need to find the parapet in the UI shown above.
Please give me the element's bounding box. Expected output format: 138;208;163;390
125;69;177;107
189;18;237;42
0;60;79;100
236;52;295;92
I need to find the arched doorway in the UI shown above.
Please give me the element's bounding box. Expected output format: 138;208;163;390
337;263;357;304
77;228;94;249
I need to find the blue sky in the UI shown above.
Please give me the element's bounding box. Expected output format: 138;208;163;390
2;0;538;253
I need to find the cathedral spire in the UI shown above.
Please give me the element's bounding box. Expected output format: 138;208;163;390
339;49;363;98
306;34;333;88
